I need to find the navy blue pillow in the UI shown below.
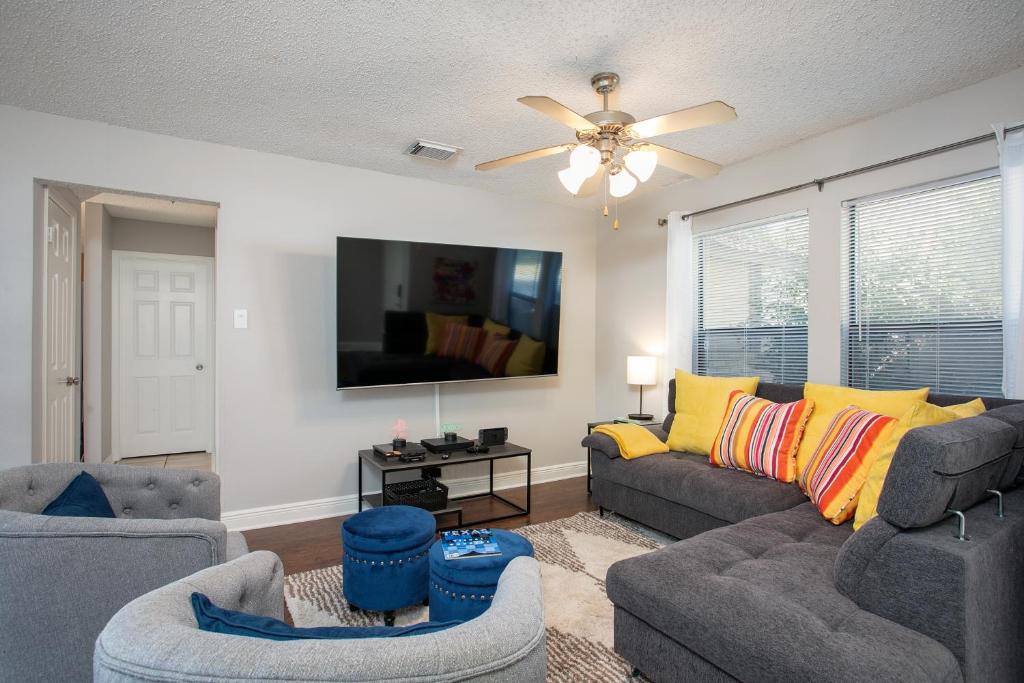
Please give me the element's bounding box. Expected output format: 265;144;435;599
191;593;461;640
41;471;116;518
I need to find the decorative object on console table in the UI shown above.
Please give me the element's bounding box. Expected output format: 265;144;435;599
585;417;661;494
626;355;658;420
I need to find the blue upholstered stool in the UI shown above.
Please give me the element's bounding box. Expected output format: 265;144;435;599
428;529;534;622
342;505;436;626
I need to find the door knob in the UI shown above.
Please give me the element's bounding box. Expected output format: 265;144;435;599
64;376;80;386
195;364;204;371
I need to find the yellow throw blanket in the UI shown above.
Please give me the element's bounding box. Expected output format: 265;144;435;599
593;423;669;459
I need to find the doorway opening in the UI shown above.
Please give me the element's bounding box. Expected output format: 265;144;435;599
34;182;218;472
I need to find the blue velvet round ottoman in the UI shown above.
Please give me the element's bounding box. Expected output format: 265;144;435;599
342;505;436;623
428;529;534;622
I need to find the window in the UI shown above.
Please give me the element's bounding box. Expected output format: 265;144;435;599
842;171;1003;395
694;212;809;382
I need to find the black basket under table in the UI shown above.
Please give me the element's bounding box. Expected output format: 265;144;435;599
382;477;449;511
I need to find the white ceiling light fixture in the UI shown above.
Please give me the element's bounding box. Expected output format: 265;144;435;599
624;147;658;183
569;143;601;178
476;72;736;225
608;167;638;198
557;166;587;194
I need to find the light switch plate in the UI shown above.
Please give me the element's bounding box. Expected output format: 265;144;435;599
233;309;248;329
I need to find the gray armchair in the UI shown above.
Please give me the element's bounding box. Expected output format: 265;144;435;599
0;463;248;683
94;551;547;682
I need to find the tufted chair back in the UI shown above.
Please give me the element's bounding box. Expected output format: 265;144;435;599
0;462;220;520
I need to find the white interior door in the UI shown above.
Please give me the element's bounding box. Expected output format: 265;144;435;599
114;252;213;458
42;190;80;463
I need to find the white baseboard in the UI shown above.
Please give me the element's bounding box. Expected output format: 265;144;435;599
222;459;588;532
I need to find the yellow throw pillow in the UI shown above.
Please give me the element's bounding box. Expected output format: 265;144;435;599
852;398;986;530
505;335;545;376
483;318;511;337
796;383;929;491
667;370;759;455
424;313;468;355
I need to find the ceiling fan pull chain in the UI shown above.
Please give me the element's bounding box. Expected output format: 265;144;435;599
613;197;620;230
603;170;609;217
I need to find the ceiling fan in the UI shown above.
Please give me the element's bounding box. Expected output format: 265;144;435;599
476;72;736;201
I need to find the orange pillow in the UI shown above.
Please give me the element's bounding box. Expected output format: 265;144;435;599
802;406;897;524
710;391;814;483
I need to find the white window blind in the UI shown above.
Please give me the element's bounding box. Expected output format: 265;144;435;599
841;171;1003;395
694;212;809;382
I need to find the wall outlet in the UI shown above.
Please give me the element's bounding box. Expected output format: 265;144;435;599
233;309;248;329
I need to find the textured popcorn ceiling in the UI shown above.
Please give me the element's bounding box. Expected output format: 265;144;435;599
2;1;1022;207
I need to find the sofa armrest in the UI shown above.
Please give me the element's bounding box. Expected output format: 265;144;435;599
0;510;229;682
583;425;668;460
95;555;546;683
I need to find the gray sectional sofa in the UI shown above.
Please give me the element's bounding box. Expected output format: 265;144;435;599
583;381;1024;683
0;463;249;683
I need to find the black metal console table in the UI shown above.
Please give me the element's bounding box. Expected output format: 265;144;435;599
357;442;531;530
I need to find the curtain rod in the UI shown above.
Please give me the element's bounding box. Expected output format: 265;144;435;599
658;122;1024;225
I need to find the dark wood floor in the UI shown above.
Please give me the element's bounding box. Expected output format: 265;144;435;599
242;475;597;576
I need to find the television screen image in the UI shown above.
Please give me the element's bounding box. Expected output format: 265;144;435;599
336;236;563;389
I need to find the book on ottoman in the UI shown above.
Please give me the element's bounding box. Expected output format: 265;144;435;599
441;529;502;560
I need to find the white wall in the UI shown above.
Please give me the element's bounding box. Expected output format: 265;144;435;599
597;66;1024;419
110;217;215;257
0;105;598;523
82;202;113;463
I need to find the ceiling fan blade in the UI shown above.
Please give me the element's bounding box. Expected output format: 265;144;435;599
645;143;722;179
475;144;572;171
575;164;606;198
626;101;736;139
517;96;598;132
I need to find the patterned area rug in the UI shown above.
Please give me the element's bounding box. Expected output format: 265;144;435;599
283;511;672;681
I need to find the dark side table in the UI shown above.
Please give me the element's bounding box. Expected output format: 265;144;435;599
358;443;532;530
586;418;662;494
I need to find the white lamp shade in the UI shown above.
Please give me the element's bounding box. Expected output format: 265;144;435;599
608;168;638;197
624;148;658;182
626;355;657;386
569;144;601;178
557;166;586;194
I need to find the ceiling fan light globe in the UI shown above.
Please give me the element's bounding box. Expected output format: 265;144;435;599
558;166;587;194
569;144;601;178
609;169;638;198
624;148;658;182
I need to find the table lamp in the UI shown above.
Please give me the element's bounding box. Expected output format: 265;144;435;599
626;355;657;420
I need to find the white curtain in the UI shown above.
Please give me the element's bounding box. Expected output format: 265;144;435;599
997;124;1024;398
664;211;694;378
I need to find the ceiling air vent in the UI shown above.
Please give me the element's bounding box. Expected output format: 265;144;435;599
404;139;461;161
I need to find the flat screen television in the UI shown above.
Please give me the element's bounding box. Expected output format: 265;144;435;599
336;236;563;389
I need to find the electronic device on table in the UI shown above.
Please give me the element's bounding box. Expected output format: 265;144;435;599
335;236;563;390
421;433;474;454
441;529;502;561
478;427;507;447
372;442;427;462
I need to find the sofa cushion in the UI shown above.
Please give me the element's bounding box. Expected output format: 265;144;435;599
802;406;897;524
667;370;759;455
709;391;813;482
877;415;1016;528
590;450;807;524
606;504;962;683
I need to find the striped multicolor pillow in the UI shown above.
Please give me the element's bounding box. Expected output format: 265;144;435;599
710;391;814;482
437;323;484;362
801;405;897;524
475;332;517;376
